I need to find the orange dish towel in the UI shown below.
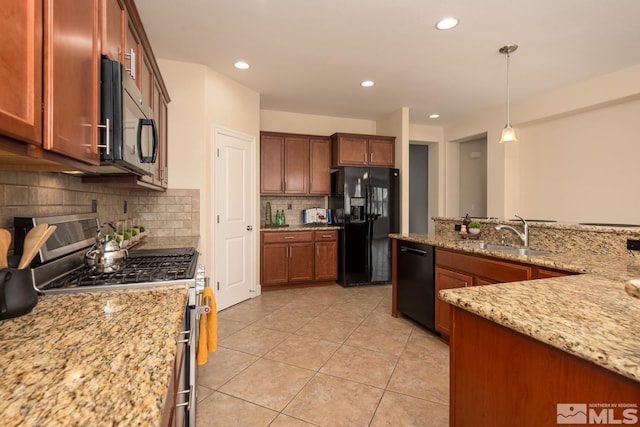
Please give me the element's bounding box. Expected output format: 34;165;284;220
196;287;218;365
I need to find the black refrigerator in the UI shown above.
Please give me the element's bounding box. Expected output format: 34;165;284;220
329;167;400;286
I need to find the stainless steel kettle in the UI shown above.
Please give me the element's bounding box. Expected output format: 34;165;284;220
84;223;128;273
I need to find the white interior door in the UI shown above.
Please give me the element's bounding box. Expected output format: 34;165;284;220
213;126;255;310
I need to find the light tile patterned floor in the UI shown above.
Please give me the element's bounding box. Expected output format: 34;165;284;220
196;284;449;426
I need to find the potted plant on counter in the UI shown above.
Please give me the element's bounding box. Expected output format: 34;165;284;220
468;221;481;235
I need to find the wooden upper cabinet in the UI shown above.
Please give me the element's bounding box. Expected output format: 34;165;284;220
140;51;153;108
369;137;395;166
310;137;331;195
332;134;368;166
260;134;285;194
44;0;100;165
331;133;395;167
260;132;316;195
124;15;141;83
0;0;43;145
101;0;124;62
154;81;169;188
284;136;309;194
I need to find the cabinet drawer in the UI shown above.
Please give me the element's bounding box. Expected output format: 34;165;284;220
263;231;314;243
314;230;337;241
436;248;531;283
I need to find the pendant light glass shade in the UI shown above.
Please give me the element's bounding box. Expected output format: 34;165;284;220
499;44;518;144
500;125;518;143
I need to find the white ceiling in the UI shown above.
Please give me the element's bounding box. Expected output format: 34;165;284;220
134;0;640;126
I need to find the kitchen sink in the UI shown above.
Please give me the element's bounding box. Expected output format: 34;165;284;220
458;241;551;256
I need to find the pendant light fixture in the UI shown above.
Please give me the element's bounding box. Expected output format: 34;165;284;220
499;44;518;143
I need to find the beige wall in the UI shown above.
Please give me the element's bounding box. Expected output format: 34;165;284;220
158;59;260;280
376;108;409;232
260;110;376;135
444;64;640;223
459;137;487;218
409;124;444;233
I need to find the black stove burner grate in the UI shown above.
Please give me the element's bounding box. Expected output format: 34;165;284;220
42;249;198;290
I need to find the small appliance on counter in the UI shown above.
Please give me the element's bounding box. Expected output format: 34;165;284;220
302;208;331;225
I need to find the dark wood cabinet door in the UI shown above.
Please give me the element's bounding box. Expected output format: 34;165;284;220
150;80;168;187
534;267;572;279
369;137;395;166
288;242;314;282
100;0;124;62
260;134;284;194
284;136;309;194
124;13;140;83
309;137;331;195
314;241;337;280
333;134;368;166
262;243;289;285
0;0;43;145
140;51;153;108
435;267;473;336
44;0;100;165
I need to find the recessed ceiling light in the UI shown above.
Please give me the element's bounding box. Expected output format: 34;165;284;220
360;80;375;87
435;17;459;30
234;61;250;70
429;114;440;119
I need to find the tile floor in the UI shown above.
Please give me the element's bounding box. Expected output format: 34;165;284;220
196;284;449;426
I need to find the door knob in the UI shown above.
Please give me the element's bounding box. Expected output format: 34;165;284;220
246;225;253;231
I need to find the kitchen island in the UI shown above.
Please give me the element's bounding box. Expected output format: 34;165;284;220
0;285;189;426
391;229;640;426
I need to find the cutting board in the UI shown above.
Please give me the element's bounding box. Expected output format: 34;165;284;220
0;228;10;269
18;224;50;269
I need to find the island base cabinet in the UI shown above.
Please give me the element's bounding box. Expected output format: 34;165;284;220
450;307;640;427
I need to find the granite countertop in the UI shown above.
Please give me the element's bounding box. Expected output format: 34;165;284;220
261;225;341;232
0;285;189;426
390;233;640;382
133;235;200;250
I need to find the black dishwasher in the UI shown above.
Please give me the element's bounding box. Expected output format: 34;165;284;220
396;241;435;331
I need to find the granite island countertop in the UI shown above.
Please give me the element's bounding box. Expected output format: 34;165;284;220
390;233;640;383
0;285;189;426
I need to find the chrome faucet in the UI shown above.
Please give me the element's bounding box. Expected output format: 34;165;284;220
494;215;529;247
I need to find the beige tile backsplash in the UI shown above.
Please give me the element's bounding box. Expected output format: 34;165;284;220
261;196;327;227
0;171;199;253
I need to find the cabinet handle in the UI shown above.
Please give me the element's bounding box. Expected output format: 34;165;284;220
284;236;294;239
464;282;469;287
286;247;289;257
400;246;428;256
370;152;373;163
96;118;110;155
322;234;332;238
125;48;136;79
176;385;194;410
177;329;191;346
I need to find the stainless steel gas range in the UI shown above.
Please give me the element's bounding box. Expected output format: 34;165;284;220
14;213;208;426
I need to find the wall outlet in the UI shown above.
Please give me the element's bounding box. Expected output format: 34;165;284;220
627;239;640;251
287;203;292;209
454;224;461;232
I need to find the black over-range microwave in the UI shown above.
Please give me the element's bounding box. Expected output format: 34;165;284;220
99;56;158;176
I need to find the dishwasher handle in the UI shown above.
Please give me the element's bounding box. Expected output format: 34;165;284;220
399;246;428;256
